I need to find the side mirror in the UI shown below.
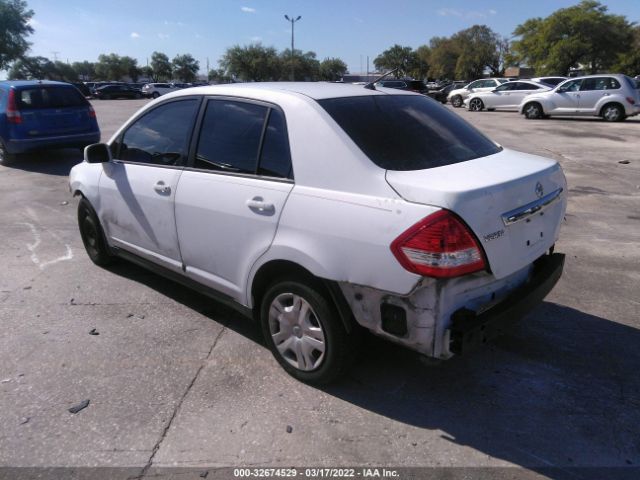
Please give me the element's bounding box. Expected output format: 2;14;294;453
84;143;112;164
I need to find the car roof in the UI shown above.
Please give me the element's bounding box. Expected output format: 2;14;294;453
167;82;414;101
0;80;74;88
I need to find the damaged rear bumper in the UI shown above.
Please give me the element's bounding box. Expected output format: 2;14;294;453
449;253;565;354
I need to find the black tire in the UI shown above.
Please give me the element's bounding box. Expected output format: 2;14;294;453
260;279;355;384
0;141;17;166
152;92;160;99
78;197;115;266
601;103;625;122
451;95;463;108
523;102;543;119
469;98;484;112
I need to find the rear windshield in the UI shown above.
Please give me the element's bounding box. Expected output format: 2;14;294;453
318;95;501;171
16;86;88;110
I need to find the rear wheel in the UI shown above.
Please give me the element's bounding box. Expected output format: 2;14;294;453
0;141;16;166
469;98;484;111
523;102;543;119
260;279;355;384
78;197;114;266
451;95;463;108
601;103;625;122
152;92;160;99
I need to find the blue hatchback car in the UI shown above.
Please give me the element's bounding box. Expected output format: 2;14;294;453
0;80;100;165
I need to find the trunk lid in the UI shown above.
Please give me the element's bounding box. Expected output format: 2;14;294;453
386;148;567;279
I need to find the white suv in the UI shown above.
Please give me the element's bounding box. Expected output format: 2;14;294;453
520;74;640;121
447;78;509;107
141;82;180;99
71;83;567;384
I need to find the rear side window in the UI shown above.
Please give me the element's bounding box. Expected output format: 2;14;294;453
580;77;621;91
258;109;292;179
318;95;501;171
195;100;268;174
17;87;87;109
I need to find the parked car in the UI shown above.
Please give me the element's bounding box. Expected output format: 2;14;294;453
94;84;143;100
448;78;509;107
465;80;550;111
141;83;180;98
519;74;640;121
71;82;92;97
0;80;100;165
70;83;566;384
530;76;567;87
375;79;427;94
427;81;467;103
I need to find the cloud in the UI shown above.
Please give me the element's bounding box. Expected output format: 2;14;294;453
158;33;170;39
437;8;495;19
241;6;256;13
130;32;140;39
27;18;40;27
250;36;262;42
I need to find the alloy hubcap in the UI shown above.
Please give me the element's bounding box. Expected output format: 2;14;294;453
470;100;482;111
604;107;618;121
526;105;539;117
268;293;326;371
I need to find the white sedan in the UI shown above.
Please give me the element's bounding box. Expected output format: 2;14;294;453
465;81;550;111
70;83;567;384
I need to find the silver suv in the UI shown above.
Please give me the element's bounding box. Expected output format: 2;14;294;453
519;74;640;121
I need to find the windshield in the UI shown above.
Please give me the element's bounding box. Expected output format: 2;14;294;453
318;95;501;171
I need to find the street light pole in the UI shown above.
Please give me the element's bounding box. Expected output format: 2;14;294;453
284;15;301;81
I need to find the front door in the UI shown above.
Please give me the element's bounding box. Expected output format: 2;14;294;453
552;79;582;114
175;99;294;302
98;98;200;271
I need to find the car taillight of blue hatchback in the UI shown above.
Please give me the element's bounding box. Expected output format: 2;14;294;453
0;80;100;165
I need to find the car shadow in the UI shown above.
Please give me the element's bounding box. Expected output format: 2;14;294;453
105;261;639;479
7;148;83;176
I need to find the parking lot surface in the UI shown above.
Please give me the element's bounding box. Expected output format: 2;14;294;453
1;98;639;479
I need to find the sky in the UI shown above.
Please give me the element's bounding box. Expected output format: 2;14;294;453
20;0;640;75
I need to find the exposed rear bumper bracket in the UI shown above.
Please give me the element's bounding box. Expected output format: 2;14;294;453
449;252;565;355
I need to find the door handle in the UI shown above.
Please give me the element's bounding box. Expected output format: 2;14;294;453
154;181;171;194
246;197;274;213
603;93;610;96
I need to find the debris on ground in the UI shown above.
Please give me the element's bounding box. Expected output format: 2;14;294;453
199;472;209;478
68;399;90;414
286;425;293;433
89;328;99;336
618;160;630;164
20;417;30;425
60;201;69;205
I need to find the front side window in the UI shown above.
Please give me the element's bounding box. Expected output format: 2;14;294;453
194;100;268;174
468;80;483;89
495;83;515;92
558;80;582;92
318;95;501;171
118;99;199;166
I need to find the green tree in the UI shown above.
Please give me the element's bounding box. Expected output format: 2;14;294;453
52;60;78;81
8;55;54;79
139;65;154;81
428;37;459;79
95;53;127;80
280;49;320;81
373;45;417;78
0;0;34;71
411;45;431;79
452;25;504;79
220;44;282;82
319;57;348;81
150;51;172;81
208;68;233;84
613;25;640;76
71;61;95;81
510;0;633;75
172;54;199;82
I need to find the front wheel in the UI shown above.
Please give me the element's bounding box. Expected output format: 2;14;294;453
601;104;625;122
152;92;160;99
450;95;463;108
260;279;355;384
523;102;543;119
469;98;484;111
78;197;115;266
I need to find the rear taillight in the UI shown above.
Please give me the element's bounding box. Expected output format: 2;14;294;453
88;105;96;118
625;96;635;105
7;89;22;124
390;210;486;278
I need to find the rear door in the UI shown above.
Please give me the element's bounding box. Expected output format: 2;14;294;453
99;98;200;271
15;86;93;138
174;98;294;301
578;77;621;114
505;82;546;109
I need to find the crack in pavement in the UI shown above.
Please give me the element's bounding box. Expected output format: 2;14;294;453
129;324;227;480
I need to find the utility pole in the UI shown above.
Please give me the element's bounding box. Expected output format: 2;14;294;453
284;15;301;81
50;51;60;62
